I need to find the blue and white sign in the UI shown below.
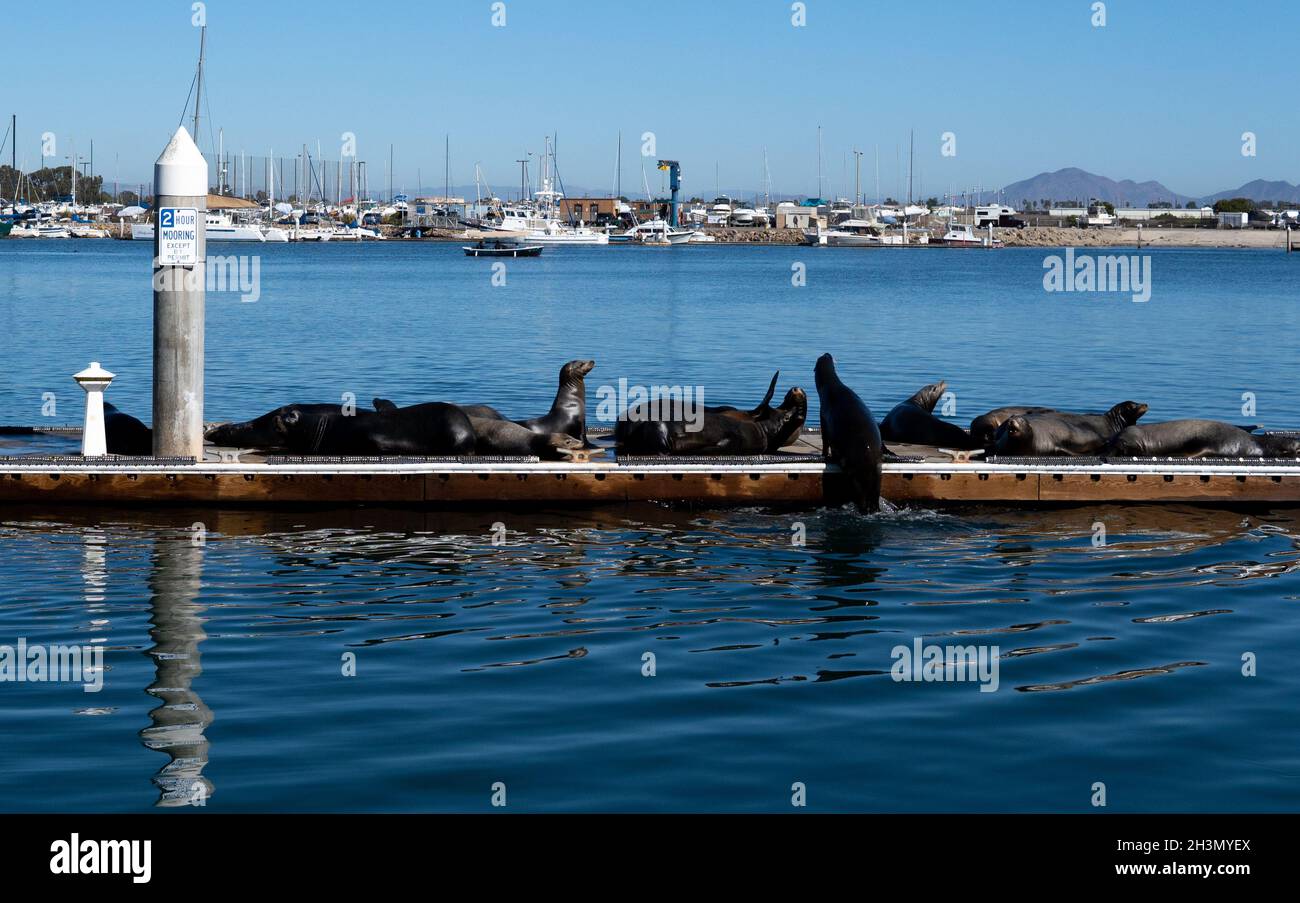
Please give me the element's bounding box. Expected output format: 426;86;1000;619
157;207;200;265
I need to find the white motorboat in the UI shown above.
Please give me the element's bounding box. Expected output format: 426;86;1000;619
935;223;999;247
615;218;691;245
805;219;886;247
131;211;267;242
69;225;109;239
730;207;757;226
708;196;733;225
36;224;71;238
686;230;716;243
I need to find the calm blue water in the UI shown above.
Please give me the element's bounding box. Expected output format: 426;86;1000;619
1;240;1298;812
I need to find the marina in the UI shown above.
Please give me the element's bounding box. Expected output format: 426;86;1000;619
3;3;1300;864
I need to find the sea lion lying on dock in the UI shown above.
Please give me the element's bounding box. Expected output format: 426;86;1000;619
1103;420;1300;458
992;402;1149;456
614;381;807;456
880;381;982;449
814;353;882;513
969;406;1058;446
378;359;597;446
613;371;806;455
205;402;476;456
103;403;153;456
468;416;586;460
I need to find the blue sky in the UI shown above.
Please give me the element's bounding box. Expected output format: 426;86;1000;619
5;0;1297;199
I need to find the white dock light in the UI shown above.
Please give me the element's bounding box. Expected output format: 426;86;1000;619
74;361;115;457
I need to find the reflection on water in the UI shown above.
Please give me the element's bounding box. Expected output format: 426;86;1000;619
2;501;1299;812
139;534;213;808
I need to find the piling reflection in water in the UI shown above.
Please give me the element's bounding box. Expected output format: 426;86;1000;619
140;532;213;808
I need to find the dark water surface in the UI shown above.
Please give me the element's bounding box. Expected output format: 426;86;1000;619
1;241;1298;811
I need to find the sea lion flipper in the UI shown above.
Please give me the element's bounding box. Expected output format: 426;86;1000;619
373;397;398;412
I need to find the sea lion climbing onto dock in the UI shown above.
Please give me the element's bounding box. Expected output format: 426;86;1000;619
814;353;883;513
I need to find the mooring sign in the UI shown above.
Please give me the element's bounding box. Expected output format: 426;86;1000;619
157;207;199;266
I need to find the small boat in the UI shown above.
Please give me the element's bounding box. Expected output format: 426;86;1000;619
934;222;1000;247
0;222;13;238
463;240;543;257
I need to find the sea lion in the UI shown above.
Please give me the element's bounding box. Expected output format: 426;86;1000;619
103;403;153;456
614;371;807;454
390;359;595;444
205;402;476;456
463;359;595;443
970;406;1057;446
814;353;883;513
1104;420;1300;458
468;416;584;460
614;383;806;456
880;380;981;449
992;402;1149;456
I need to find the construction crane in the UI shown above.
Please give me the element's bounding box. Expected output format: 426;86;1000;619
656;159;680;227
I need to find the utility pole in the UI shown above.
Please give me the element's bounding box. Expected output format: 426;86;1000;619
516;157;528;201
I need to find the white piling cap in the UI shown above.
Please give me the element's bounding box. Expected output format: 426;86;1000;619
74;361;115;385
155;127;208;197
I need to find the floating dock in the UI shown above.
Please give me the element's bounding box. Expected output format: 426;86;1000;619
5;429;1300;507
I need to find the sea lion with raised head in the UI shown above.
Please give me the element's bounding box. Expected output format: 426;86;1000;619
814;353;883;513
880;380;982;449
205;402;476;456
992;401;1149;456
1103;420;1300;458
614;371;806;454
615;385;807;456
392;359;596;444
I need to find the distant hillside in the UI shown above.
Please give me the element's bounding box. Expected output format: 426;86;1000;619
999;167;1193;208
1198;179;1300;205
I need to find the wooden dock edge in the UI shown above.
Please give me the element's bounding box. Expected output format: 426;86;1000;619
2;458;1300;507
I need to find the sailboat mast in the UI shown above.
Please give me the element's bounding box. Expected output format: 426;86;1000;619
193;26;206;140
816;125;822;199
907;129;914;208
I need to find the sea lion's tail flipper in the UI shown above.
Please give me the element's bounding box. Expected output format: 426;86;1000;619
373;398;398;412
750;371;779;416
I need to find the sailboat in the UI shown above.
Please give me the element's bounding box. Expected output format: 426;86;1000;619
497;137;608;244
